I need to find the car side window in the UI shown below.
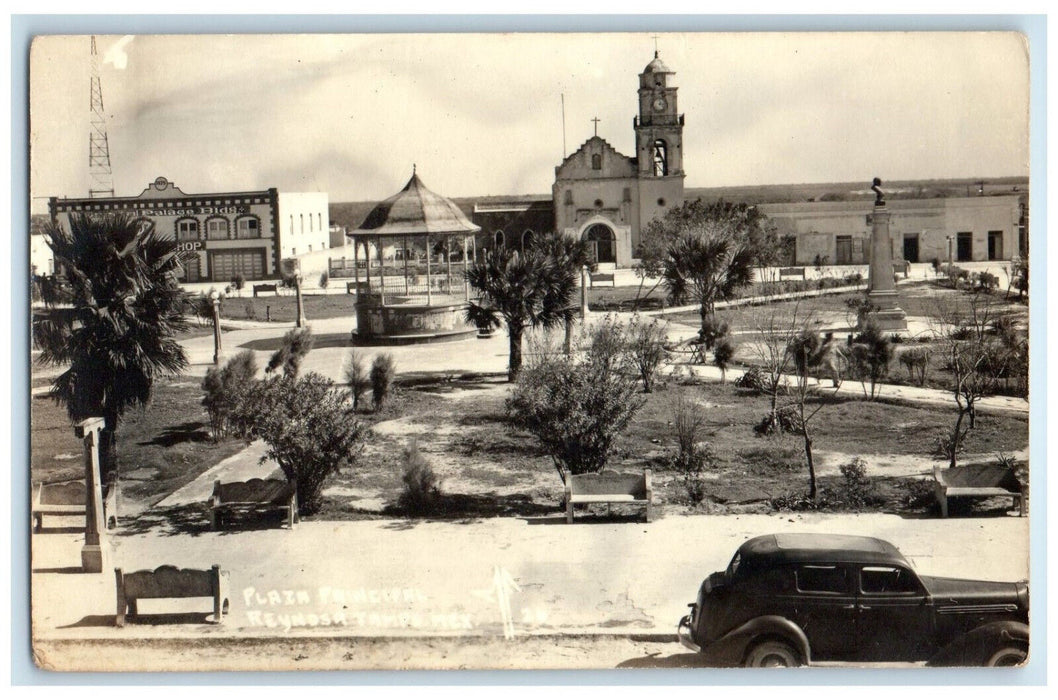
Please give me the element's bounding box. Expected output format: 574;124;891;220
795;565;847;594
860;566;921;595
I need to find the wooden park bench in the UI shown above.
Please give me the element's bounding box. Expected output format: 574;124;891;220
252;283;279;297
564;469;652;524
589;272;616;288
932;462;1025;518
32;479;118;532
209;478;298;529
779;267;806;281
115;564;230;627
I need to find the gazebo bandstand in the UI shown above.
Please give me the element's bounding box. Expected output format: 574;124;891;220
349;169;481;344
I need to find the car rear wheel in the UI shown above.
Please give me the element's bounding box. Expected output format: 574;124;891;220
744;640;803;668
985;645;1027;667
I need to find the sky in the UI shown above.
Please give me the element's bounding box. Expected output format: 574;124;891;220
29;32;1030;214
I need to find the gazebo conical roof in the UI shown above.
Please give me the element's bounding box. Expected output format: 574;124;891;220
352;171;481;237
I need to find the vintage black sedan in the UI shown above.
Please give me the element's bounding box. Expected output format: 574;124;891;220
677;533;1028;667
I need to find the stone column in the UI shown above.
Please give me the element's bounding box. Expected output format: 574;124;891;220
865;185;908;332
76;417;108;573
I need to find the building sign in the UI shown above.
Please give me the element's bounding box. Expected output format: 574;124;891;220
141;205;250;216
177;241;204;253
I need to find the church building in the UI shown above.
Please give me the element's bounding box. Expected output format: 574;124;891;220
552;52;685;267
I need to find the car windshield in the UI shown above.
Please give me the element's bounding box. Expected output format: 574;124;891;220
726;552;741;578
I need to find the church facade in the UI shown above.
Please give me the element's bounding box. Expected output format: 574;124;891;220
551;53;685;267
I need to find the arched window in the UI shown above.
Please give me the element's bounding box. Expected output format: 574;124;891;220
205;217;230;241
290;215;294;234
563;190;573;205
591;154;601;170
300;214;304;234
495;231;505;248
235;215;260;240
175;217;199;241
522;230;535;250
652;139;668;176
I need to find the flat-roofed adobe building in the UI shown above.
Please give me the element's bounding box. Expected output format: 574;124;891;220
760;195;1023;267
49;176;329;283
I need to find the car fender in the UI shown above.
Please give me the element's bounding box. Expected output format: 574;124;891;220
927;620;1030;667
701;615;812;667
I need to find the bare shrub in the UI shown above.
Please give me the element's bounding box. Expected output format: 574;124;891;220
370;353;396;411
344;349;371;411
626;315;669;392
397;441;442;515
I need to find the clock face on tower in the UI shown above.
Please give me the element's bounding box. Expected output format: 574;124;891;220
652;96;667;112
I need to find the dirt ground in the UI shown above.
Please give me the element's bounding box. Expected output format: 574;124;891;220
33;635;706;672
314;376;1028;522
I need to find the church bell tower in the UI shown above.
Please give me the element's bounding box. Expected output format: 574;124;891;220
635;51;684;178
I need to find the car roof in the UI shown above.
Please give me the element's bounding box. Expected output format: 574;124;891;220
738;533;911;568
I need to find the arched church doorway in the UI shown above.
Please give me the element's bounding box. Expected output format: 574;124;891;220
583;223;616;264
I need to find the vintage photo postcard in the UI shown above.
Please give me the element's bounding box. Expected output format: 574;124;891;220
28;30;1032;673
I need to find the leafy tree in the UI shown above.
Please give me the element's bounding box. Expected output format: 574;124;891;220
648;200;765;348
465;232;589;381
638;199;778;310
266;327;314;377
32;213;189;485
201;350;258;440
229;372;366;515
507;316;645;478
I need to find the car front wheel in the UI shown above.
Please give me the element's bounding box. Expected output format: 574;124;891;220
985;645;1027;667
743;640;803;668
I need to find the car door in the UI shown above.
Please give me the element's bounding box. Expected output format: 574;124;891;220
854;565;934;662
788;563;858;660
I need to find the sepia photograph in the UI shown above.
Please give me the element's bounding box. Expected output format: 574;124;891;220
25;27;1035;675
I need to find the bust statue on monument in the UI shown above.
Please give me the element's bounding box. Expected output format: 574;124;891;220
871;177;885;206
863;175;907;332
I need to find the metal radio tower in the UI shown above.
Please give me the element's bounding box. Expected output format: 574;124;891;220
88;36;115;198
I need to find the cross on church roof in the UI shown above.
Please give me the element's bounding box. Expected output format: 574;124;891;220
591;116;600;136
652;34;660;55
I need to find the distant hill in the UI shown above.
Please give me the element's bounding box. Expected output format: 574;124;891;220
331;176;1028;228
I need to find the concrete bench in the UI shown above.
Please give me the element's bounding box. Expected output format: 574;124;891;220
564;469;652;524
209;478;298;529
115;565;230;626
590;272;616;288
933;462;1024;517
32;479;118;532
252;283;279;297
346;281;369;295
779;267;806;281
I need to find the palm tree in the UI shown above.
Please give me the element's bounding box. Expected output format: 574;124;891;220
465;232;588;381
661;220;756;345
32;213;190;485
644;199;768;345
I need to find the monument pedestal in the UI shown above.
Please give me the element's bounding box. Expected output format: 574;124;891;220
862;198;908;333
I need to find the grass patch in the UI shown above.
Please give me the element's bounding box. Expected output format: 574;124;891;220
31;377;247;507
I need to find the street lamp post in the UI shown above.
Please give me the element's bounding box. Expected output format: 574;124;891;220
210;290;222;365
946;235;954;274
